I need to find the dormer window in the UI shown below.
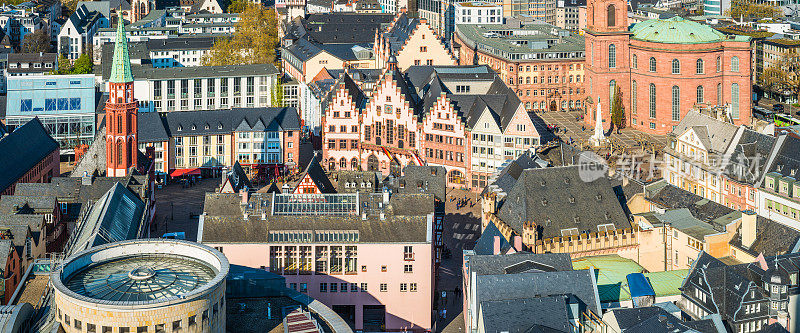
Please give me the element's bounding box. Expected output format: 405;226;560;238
191;125;196;130
568;196;575;204
177;125;182;131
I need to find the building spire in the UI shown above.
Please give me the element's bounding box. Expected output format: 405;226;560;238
109;11;133;83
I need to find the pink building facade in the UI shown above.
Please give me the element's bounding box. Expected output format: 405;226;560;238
321;65;544;190
200;192;435;332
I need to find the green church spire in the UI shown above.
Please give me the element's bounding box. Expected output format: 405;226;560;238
109;11;133;83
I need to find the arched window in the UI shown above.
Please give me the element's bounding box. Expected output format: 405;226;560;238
328;158;336;171
398;140;404;149
672;59;680;74
649;57;656;72
732;83;740;119
449;170;464;184
609;80;616;107
367;155;379;171
525;102;531;109
731;56;740;72
671;86;680;121
696;59;704;74
117;141;124;166
608;44;616;68
716;56;721;72
697;86;704;104
717;83;722;105
351;158;358;170
649;83;656;119
339;158;347;169
607;4;616;27
632;54;638;69
632;80;637;116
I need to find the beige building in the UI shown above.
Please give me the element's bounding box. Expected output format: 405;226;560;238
137;108;302;181
374;11;457;71
52;239;229;333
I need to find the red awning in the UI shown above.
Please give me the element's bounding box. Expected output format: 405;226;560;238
170;168;201;177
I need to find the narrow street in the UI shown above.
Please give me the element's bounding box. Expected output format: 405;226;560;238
435;189;482;333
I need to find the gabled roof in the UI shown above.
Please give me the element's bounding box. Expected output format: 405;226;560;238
137;107;301;140
323;71;366;111
671;111;739;153
223;162;252;194
472;221;512;255
298;154;336;194
0;118;59;193
467;252;574;276
381;12;419;53
609;306;724;332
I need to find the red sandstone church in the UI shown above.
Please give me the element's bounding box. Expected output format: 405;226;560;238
584;0;752;135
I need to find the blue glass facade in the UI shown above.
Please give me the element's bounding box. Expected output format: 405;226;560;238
6;75;97;150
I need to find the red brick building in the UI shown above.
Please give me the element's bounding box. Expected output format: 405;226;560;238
0;118;60;198
453;22;586;112
585;0;752;135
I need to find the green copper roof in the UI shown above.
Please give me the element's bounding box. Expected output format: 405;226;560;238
631;16;729;44
109;12;133;83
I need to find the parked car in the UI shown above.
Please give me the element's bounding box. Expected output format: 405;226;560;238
162;232;186;240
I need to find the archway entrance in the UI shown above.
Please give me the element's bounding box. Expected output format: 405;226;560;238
550;100;557;111
367;155;379;171
389;159;401;177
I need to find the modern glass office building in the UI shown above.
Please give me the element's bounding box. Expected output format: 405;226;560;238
5;74;97;152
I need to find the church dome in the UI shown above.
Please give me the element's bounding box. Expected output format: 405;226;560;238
631;16;726;44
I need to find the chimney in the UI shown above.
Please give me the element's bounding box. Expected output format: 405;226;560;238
742;210;757;249
241;187;249;204
493;236;501;255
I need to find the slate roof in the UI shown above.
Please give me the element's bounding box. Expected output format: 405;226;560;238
283;38;371;62
475;269;601;316
472;221;512;255
646;183;740;229
682;251;800;327
404;65;529;133
671;111;739;154
333;171;379;193
380;12;419;53
723;128;776;185
0;195;55;215
467;252;573;276
298;154;336;194
0;118;58;193
71;125;151;177
479;296;572;333
286;13;394;44
0;240;13;272
486;150;549;196
729;215;800;257
145;36;216;50
609;306;723;332
321;72;367;116
224;162;252;194
762;135;800;180
201;192;433;243
137;107;301;142
391;166;446;202
496;165;631;239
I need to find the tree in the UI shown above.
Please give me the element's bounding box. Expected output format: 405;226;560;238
202;4;279;66
227;0;248;13
55;54;73;74
611;85;625;134
760;52;800;101
71;52;93;74
271;76;284;107
21;30;51;53
727;0;779;19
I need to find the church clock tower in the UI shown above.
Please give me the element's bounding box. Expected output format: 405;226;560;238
584;0;631;129
106;12;138;177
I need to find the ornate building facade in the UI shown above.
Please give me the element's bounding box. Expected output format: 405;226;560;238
584;0;752;135
322;63;542;189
